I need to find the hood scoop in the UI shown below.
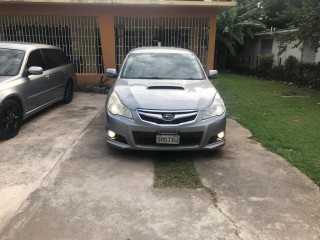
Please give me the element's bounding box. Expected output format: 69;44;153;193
147;84;185;90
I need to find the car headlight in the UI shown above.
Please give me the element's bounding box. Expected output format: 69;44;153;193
107;91;132;119
203;92;225;119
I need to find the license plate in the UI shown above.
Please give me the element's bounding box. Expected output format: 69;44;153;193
156;135;180;144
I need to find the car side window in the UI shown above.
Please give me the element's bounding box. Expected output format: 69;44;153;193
42;49;65;69
57;50;71;65
26;50;46;70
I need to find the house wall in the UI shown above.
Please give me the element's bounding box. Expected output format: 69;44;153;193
0;3;219;86
241;35;320;68
254;36;302;67
274;39;302;66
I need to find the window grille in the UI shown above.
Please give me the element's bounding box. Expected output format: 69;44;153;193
114;17;210;71
0;15;104;74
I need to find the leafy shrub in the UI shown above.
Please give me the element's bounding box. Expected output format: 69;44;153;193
271;65;285;81
241;55;319;90
284;56;299;83
228;54;320;90
256;54;274;78
282;56;320;89
296;62;320;89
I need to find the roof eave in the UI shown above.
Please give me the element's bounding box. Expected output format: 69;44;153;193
0;0;236;13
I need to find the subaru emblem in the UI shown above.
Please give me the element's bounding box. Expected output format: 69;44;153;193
162;113;175;121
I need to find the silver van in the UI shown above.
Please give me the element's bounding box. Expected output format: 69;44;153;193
0;42;75;140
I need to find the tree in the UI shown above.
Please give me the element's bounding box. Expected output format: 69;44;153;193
258;0;319;51
215;1;265;69
215;0;320;69
296;0;320;48
257;0;302;29
269;0;320;54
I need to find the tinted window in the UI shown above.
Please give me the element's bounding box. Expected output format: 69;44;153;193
26;50;46;70
0;48;25;76
42;49;66;69
121;53;205;80
58;50;71;64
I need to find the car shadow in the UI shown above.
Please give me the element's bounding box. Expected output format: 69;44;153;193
104;143;225;163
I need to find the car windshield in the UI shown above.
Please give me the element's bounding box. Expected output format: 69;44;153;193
0;48;25;76
120;53;205;80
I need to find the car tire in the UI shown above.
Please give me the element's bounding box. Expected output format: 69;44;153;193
0;99;23;140
62;79;73;104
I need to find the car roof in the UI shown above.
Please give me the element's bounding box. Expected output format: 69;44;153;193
0;41;61;51
130;47;194;55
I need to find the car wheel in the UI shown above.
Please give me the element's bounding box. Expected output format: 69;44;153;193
62;79;73;104
0;100;23;140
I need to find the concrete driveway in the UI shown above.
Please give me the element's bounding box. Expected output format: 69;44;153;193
0;92;319;240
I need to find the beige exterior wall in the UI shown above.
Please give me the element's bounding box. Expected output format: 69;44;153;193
241;35;318;68
275;40;302;65
0;2;235;85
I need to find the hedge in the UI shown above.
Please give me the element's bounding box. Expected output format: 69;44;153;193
230;55;320;91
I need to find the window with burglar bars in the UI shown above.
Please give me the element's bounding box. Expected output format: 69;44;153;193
0;15;104;74
114;17;210;71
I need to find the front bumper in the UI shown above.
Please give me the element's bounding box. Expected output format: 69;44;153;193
105;110;226;151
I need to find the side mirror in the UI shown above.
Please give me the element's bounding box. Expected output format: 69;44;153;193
106;68;117;78
208;70;219;79
28;66;43;75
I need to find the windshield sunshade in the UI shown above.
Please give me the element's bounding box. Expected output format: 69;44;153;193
0;49;25;76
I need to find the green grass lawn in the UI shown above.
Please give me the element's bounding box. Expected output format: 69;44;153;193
153;152;217;202
154;152;202;188
215;74;320;186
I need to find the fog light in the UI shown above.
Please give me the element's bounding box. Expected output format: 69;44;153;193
217;131;225;140
107;130;116;139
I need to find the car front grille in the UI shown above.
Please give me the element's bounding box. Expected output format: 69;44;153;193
137;109;198;125
132;131;203;146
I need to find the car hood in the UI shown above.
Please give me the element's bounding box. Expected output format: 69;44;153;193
113;78;217;110
0;76;14;83
0;76;17;90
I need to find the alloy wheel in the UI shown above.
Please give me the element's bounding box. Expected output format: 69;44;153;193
0;100;22;140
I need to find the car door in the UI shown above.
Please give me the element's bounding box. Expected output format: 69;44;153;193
23;49;51;113
41;49;66;100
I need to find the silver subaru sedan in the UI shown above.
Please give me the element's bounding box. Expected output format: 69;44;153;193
105;47;226;151
0;42;75;140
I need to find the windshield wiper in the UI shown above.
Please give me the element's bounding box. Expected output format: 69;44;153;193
139;77;163;79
